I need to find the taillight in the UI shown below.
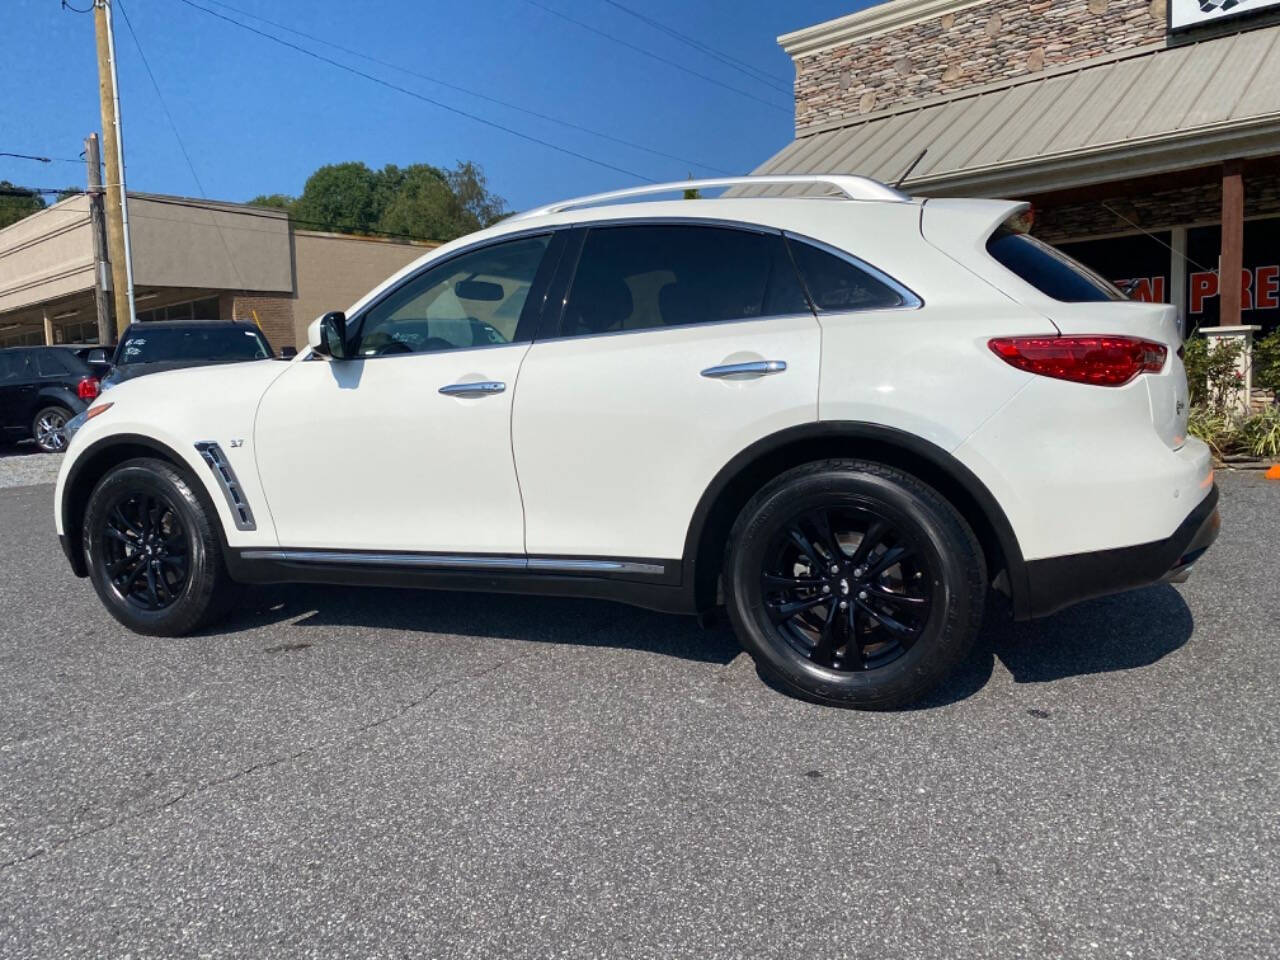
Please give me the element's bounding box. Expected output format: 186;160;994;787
76;377;100;401
988;335;1167;387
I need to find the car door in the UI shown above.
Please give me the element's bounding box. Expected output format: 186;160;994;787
511;222;823;566
255;231;561;554
0;351;38;438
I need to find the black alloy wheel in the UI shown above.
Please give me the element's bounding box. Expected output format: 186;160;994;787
83;458;237;636
724;459;986;710
762;505;938;673
99;489;191;611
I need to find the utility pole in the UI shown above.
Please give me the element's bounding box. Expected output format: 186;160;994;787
93;0;135;336
84;133;115;345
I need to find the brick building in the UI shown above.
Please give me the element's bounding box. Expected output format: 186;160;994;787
756;0;1280;338
0;192;433;351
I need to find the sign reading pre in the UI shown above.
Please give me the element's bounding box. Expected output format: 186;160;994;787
1170;0;1280;31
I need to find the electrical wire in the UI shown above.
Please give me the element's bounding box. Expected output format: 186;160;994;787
0;151;86;165
176;0;655;182
518;0;791;113
192;0;732;176
596;0;791;94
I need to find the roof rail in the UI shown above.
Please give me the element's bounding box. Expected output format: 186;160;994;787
512;175;909;220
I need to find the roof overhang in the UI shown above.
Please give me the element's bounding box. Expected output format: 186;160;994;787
757;23;1280;199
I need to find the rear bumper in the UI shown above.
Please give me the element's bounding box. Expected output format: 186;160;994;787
1021;483;1220;619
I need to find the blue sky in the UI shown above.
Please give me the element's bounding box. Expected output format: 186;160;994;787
2;0;870;213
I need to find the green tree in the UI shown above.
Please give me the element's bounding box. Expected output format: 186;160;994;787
377;162;507;241
291;161;383;235
0;181;47;229
249;193;295;211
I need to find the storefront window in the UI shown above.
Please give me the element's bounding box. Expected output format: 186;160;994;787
136;296;221;323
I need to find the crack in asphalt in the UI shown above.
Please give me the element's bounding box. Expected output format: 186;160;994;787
0;654;523;873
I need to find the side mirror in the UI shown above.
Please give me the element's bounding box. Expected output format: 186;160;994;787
310;311;349;359
87;348;109;365
279;345;297;359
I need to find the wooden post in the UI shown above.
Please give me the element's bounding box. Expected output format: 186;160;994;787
93;0;134;336
42;309;55;346
1219;159;1245;327
84;133;115;345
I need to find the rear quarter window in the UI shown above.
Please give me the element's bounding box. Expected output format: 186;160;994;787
986;227;1125;303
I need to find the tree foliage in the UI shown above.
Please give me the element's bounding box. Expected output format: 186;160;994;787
249;160;507;243
0;181;47;229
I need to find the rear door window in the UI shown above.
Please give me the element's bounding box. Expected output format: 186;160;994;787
560;224;809;337
785;239;910;312
986;227;1125;302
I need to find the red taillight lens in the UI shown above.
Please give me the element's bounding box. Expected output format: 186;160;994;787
988;335;1167;387
76;377;100;401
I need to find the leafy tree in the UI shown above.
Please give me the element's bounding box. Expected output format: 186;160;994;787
378;162;507;241
250;160;507;242
0;181;47;229
291;161;384;235
249;193;295;210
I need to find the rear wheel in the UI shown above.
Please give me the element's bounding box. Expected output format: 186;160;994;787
32;406;71;453
724;459;986;710
83;458;236;636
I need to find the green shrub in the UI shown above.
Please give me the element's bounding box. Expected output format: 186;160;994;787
1241;404;1280;459
1187;405;1244;458
1182;335;1243;411
1253;329;1280;398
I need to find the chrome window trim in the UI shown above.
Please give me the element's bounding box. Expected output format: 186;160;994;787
239;549;666;577
783;231;924;312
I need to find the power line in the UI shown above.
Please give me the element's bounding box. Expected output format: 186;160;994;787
176;0;655;183
0;151;86;165
518;0;791;114
194;0;732;176
115;0;207;196
596;0;791;94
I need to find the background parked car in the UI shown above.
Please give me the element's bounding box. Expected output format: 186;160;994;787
0;346;99;452
100;319;275;390
64;345;113;380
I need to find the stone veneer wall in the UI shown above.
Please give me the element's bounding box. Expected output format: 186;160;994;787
1032;170;1280;242
794;0;1167;132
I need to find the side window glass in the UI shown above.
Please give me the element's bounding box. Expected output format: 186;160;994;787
36;351;70;377
353;234;551;357
787;239;907;312
0;354;13;381
562;225;808;337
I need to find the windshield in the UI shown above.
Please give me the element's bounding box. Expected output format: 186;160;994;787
116;326;271;365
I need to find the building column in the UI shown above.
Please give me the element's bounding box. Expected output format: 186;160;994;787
1170;226;1188;336
1219;159;1244;328
42;309;55;346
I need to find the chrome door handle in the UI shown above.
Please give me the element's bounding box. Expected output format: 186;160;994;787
439;380;506;397
700;360;787;379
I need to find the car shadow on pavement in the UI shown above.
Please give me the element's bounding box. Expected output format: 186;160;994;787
227;583;743;665
913;584;1195;708
224;580;1193;698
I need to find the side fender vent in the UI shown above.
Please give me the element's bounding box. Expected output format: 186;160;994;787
194;441;256;531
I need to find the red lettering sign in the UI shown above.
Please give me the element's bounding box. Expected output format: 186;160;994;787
1124;276;1166;303
1190;272;1218;314
1256;265;1279;310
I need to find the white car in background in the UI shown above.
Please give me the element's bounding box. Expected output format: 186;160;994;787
53;176;1219;709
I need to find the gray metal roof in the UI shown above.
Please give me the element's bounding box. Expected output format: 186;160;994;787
752;25;1280;197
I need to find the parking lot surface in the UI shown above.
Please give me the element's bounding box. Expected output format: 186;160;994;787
0;465;1276;958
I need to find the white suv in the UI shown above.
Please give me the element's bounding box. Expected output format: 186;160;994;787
54;176;1220;709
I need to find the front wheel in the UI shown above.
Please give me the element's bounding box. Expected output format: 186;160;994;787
724;459;986;710
83;458;237;636
32;405;71;453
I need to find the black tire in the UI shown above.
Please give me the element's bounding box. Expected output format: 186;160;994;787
724;459;986;710
82;457;237;636
32;405;72;453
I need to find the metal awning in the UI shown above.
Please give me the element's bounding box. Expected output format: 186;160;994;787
752;24;1280;197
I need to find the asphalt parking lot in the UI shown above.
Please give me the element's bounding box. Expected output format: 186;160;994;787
0;451;1276;959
